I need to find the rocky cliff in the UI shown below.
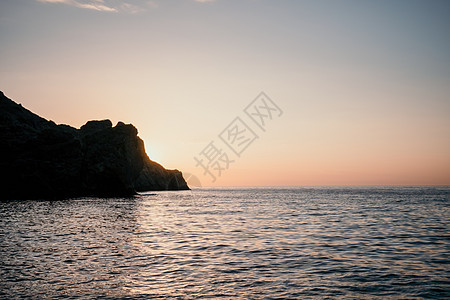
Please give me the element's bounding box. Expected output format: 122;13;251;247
0;91;189;200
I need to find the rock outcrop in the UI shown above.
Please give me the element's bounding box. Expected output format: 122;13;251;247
0;91;189;200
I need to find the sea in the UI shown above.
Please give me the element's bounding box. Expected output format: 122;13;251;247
0;187;449;299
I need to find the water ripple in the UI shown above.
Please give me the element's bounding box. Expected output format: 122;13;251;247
0;187;449;299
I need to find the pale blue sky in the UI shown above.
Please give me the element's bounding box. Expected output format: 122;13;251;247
1;0;449;186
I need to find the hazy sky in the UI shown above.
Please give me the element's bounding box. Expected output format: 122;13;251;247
1;0;449;186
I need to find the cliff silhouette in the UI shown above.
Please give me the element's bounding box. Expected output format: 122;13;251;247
0;91;189;200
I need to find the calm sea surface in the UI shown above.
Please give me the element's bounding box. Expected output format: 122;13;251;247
1;187;449;299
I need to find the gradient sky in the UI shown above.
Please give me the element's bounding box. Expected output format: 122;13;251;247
1;0;449;186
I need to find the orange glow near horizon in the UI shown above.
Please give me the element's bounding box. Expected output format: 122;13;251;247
1;1;449;187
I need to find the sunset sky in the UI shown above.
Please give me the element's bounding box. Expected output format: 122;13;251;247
1;0;449;186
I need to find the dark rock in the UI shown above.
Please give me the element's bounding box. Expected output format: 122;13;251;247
80;119;112;134
134;156;189;191
0;91;189;200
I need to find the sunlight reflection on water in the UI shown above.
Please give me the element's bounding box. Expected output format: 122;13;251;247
1;187;449;299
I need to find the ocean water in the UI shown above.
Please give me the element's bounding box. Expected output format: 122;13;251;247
0;187;449;299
